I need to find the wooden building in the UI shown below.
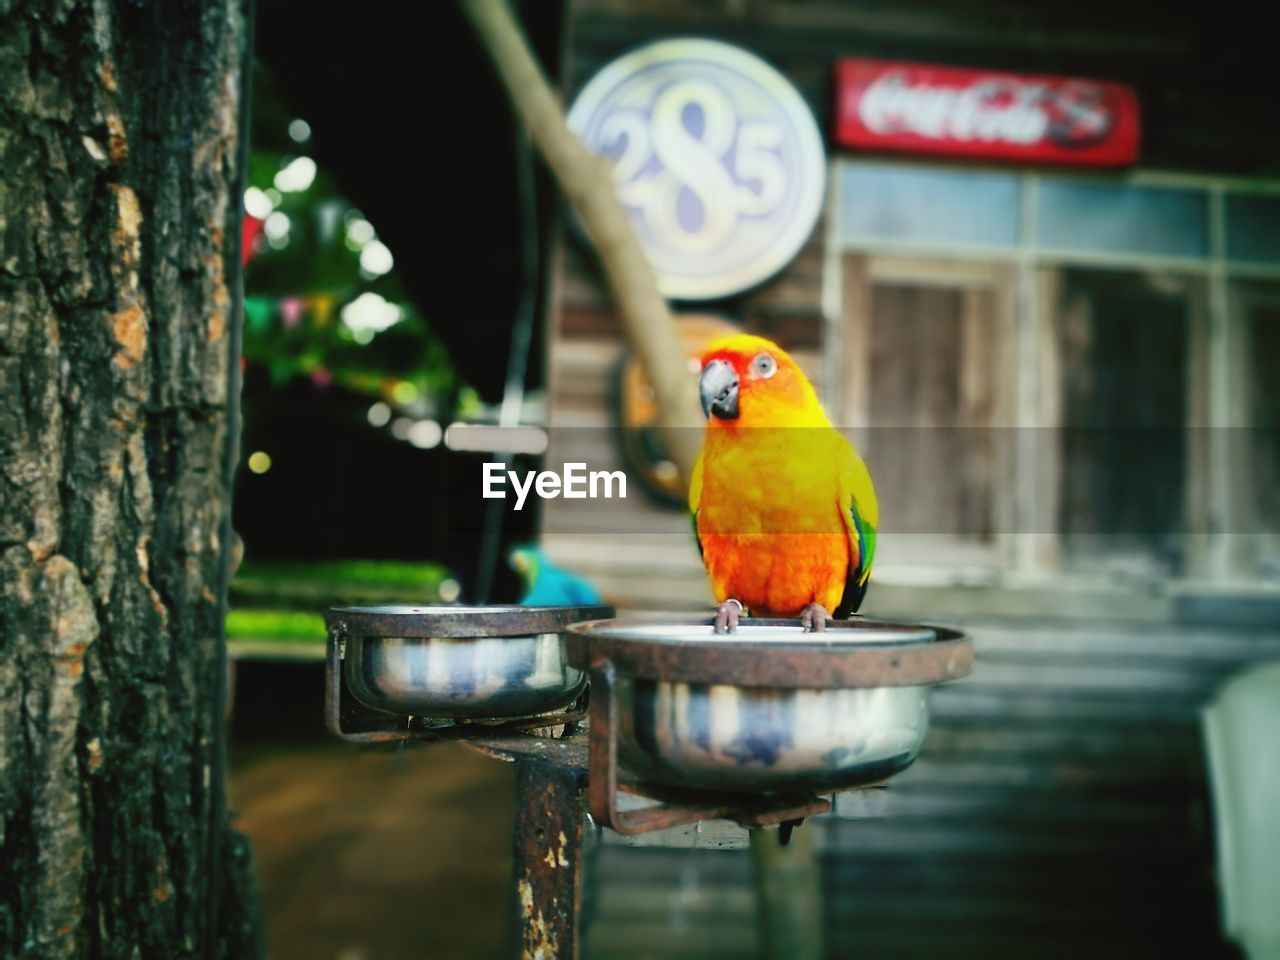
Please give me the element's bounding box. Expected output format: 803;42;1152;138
537;2;1280;957
542;0;1280;617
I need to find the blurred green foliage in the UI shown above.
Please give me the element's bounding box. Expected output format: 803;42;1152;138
229;72;466;656
227;559;452;649
237;558;451;588
242;67;457;408
226;609;327;644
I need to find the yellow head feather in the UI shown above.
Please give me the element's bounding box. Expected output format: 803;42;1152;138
699;334;828;429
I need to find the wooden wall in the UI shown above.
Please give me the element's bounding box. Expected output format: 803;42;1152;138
563;0;1279;176
543;4;1280;958
544;0;1277;605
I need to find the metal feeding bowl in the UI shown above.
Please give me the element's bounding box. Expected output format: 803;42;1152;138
324;605;612;740
564;617;972;832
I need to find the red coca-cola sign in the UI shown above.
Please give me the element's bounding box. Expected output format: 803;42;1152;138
834;57;1140;166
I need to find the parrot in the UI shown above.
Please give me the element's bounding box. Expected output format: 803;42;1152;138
510;545;603;607
689;334;878;634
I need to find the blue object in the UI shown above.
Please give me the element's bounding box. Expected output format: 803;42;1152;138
510;546;602;607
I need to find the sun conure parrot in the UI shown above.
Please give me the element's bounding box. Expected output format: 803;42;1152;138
689;334;878;633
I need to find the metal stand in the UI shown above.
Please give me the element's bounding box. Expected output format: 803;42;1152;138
323;608;975;960
467;735;589;960
467;732;837;960
513;756;586;959
465;732;834;957
750;822;824;960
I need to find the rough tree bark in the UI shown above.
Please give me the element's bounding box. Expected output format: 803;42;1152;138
1;1;263;957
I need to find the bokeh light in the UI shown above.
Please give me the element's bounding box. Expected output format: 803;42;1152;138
359;240;394;277
273;156;317;193
366;402;392;427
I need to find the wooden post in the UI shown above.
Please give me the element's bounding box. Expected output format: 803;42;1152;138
459;0;703;478
749;823;825;960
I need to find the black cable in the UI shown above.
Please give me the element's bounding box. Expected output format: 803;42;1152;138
473;122;539;603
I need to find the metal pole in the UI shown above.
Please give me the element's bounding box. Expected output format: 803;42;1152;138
473;127;540;604
749;822;824;960
512;755;587;960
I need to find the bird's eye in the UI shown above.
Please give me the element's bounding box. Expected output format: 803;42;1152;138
751;353;777;379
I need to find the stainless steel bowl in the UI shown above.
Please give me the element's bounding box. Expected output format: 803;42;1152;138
331;605;612;721
572;620;959;794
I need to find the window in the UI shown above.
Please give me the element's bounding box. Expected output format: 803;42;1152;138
1226;194;1280;264
839;163;1020;249
834;158;1280;582
1037;181;1208;259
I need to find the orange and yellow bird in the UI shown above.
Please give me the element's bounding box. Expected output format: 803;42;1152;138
689;334;878;633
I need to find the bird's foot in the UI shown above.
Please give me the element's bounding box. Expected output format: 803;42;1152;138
799;603;831;633
714;599;744;634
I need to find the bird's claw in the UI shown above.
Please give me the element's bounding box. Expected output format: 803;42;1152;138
714;599;743;634
799;603;830;633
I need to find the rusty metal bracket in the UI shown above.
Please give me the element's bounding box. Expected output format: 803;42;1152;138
324;621;587;744
566;616;973;688
329;603;613;638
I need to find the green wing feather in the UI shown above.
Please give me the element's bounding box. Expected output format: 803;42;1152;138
689;450;704;560
836;438;878;618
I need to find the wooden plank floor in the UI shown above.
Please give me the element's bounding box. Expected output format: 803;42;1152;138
229;713;515;959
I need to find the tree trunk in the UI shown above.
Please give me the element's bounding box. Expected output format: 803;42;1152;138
1;1;263;957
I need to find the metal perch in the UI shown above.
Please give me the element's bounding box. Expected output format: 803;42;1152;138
323;605;973;959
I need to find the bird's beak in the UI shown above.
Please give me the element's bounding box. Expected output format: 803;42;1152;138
700;359;739;421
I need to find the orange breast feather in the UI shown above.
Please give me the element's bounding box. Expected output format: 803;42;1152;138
696;429;854;617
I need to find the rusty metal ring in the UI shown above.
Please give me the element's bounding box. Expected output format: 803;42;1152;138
326;604;615;639
564;617;973;688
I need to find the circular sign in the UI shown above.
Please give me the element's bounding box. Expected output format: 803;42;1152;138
567;39;826;301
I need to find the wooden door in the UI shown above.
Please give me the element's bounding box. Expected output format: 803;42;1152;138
1230;280;1280;580
841;256;1016;570
1040;268;1206;579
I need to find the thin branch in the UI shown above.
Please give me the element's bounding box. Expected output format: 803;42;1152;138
460;0;703;477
